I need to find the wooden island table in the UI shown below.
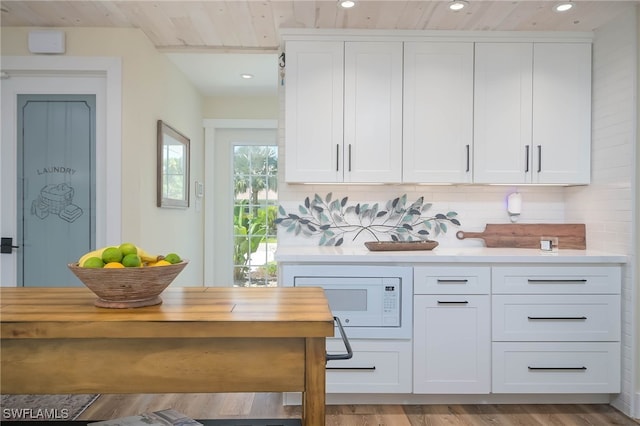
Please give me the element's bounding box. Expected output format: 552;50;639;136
0;287;335;426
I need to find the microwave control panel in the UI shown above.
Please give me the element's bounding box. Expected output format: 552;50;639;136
383;283;400;325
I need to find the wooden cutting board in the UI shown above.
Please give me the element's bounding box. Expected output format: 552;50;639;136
455;223;586;249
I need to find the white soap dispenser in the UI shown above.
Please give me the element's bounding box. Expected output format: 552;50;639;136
507;192;522;223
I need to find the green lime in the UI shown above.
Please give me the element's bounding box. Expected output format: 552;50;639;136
119;242;137;257
102;247;123;264
164;253;181;264
83;257;104;268
122;253;142;267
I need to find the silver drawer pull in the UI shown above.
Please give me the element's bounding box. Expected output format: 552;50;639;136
437;300;469;304
527;316;587;320
527;279;587;283
326;366;376;371
437;279;469;284
528;366;587;371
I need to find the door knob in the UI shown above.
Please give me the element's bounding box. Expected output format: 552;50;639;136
1;237;19;254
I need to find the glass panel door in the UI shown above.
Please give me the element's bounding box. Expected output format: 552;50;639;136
232;145;278;287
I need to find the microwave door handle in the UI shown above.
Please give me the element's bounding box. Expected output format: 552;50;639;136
326;316;353;363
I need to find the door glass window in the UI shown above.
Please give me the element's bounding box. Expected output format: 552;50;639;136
232;145;278;287
17;95;96;287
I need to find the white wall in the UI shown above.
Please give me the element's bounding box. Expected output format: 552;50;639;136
565;7;637;417
203;95;278;119
1;27;205;285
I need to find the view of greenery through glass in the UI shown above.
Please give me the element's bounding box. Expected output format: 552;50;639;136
233;145;278;287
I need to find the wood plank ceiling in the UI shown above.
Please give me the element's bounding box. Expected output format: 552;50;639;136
1;1;637;52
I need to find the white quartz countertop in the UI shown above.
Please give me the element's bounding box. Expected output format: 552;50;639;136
275;246;627;264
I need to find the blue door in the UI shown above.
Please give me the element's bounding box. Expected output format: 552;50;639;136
17;95;96;286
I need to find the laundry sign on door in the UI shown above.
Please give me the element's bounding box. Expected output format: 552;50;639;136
31;181;83;223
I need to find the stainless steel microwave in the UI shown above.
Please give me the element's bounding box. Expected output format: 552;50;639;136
281;264;413;339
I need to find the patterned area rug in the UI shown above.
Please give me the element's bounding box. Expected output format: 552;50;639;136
0;394;100;421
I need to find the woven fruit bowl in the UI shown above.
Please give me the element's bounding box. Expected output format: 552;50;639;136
67;260;188;308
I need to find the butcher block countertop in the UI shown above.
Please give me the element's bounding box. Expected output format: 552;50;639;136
275;246;627;264
0;286;335;338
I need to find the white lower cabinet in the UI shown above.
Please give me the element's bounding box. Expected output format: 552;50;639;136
413;266;491;393
413;294;491;393
325;338;412;393
491;265;622;394
283;260;622;400
492;342;621;393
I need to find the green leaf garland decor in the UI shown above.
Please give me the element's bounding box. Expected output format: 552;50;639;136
275;193;461;246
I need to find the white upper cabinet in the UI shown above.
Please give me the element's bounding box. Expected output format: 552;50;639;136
474;42;591;185
284;40;402;183
284;33;592;185
403;42;474;183
284;41;344;183
532;43;591;184
344;41;403;183
473;43;533;184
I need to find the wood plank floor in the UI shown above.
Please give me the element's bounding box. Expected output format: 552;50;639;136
77;393;639;425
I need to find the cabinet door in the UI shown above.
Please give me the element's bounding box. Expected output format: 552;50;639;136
413;295;490;393
403;42;474;183
284;41;344;182
344;42;403;183
532;43;591;184
473;43;533;184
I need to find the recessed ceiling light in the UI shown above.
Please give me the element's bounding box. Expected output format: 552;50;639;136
449;0;468;12
554;2;574;12
339;0;355;9
241;73;254;79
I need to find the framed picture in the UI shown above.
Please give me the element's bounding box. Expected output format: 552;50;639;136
157;120;190;208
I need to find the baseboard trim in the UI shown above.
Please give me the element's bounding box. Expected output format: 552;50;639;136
283;392;611;406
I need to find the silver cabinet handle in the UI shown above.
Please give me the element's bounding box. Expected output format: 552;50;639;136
437;300;469;304
528;366;587;371
525;145;530;172
437;279;469;284
336;144;340;171
527;279;587;284
537;145;542;172
465;144;470;172
348;144;352;172
528;316;587;320
326;366;376;371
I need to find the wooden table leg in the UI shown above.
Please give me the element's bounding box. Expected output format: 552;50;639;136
303;337;326;426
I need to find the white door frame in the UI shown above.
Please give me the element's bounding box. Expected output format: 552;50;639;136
1;56;122;286
202;119;278;286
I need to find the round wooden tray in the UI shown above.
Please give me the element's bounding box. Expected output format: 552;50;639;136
364;240;439;251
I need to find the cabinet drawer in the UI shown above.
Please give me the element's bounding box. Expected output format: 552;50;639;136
325;339;412;393
492;266;621;294
414;266;490;294
492;342;620;393
493;294;621;341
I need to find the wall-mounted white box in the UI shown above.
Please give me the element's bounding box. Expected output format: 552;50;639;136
28;30;65;54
